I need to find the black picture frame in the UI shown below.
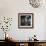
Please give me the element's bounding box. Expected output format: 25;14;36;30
18;13;34;29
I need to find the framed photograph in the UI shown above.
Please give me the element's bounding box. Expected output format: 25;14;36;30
18;13;34;28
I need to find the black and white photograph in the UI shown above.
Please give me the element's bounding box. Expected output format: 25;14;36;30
18;13;34;28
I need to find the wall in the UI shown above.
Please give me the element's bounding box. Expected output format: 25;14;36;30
0;0;46;40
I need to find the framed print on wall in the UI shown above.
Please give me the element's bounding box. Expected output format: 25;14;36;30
18;13;34;28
